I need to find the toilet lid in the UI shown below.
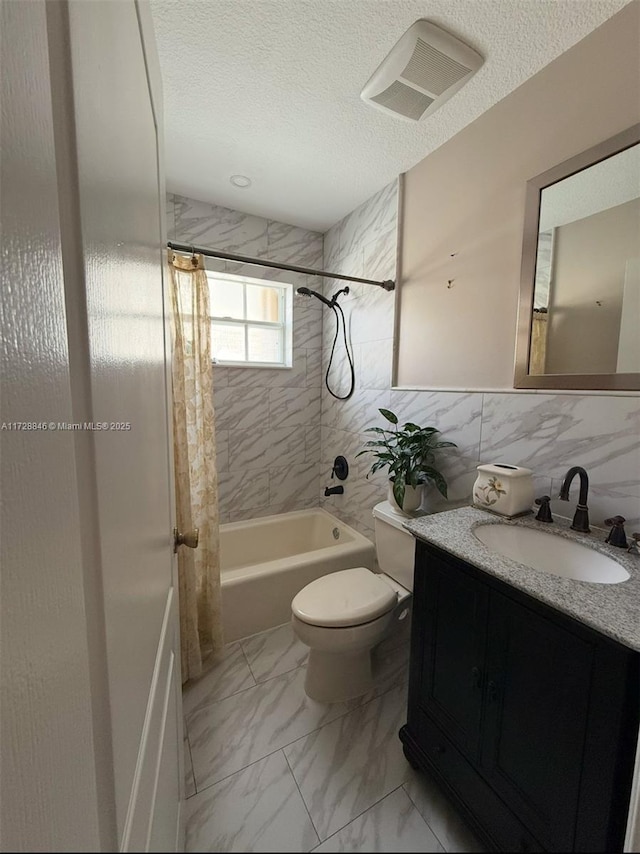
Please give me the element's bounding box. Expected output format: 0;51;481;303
291;567;397;628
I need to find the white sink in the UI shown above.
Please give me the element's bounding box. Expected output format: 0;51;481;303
473;524;630;584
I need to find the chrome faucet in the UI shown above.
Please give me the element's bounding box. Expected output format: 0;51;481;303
558;466;590;533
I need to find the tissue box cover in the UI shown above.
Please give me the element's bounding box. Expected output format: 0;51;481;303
473;463;534;518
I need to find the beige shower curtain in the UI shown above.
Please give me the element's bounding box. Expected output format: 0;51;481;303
530;311;548;375
168;251;224;683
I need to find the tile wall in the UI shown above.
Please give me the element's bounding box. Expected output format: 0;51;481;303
319;182;640;541
167;186;639;538
166;193;324;522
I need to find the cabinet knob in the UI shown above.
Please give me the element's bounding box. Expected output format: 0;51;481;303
471;666;481;689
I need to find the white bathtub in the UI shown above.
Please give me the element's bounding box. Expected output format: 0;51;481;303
220;508;376;642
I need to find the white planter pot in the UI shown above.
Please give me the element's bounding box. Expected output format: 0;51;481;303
388;481;423;515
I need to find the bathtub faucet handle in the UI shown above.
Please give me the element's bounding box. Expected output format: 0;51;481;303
331;456;349;481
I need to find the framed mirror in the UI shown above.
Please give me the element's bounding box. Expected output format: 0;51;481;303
515;123;640;390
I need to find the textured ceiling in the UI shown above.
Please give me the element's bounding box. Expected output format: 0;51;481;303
151;0;630;231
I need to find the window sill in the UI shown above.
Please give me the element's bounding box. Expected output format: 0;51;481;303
213;360;293;370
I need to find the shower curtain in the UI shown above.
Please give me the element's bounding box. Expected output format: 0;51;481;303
530;311;548;375
168;251;224;683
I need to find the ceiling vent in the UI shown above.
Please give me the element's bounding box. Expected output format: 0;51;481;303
361;21;483;122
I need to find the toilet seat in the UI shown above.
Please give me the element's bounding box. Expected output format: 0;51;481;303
291;567;397;628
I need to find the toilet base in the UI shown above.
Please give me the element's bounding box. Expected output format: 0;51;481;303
304;648;373;703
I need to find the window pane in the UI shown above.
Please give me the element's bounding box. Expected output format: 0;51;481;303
247;325;282;363
212;322;245;361
246;284;280;322
210;278;244;319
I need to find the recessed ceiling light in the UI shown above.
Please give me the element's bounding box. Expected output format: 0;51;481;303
230;174;252;188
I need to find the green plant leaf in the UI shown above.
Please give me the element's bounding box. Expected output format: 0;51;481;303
358;411;456;501
407;469;421;488
392;477;405;509
421;466;448;498
379;408;398;425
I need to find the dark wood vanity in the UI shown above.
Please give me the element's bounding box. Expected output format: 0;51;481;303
400;539;640;852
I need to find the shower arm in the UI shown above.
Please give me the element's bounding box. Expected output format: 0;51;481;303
167;241;395;291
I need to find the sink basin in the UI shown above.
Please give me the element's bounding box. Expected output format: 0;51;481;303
473;524;630;584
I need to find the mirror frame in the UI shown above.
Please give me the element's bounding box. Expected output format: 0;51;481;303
514;123;640;390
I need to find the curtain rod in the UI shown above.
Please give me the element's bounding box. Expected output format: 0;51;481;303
167;241;395;291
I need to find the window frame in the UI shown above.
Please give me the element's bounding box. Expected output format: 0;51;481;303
206;269;293;369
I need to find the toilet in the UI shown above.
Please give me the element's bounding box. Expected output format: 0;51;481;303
291;500;415;703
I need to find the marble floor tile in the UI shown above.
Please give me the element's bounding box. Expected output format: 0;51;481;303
241;622;309;683
284;684;412;840
187;666;351;791
403;769;485;853
312;786;442;853
345;641;410;712
185;751;319;853
184;737;196;799
182;642;256;718
376;614;412;655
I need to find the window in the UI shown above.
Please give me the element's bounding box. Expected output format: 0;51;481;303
206;271;293;367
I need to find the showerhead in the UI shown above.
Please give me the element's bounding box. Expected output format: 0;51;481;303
295;286;333;308
296;285;350;308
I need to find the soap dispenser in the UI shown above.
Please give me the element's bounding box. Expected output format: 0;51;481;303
473;463;534;518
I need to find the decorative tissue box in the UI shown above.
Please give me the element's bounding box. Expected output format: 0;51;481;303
473;463;534;518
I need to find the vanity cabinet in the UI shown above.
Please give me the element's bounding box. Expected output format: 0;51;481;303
400;540;639;853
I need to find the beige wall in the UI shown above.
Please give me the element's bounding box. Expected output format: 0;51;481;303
546;197;640;374
397;0;640;389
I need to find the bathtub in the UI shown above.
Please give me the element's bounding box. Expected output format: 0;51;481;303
220;508;376;642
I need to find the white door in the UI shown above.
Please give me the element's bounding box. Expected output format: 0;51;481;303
63;1;184;848
1;1;184;850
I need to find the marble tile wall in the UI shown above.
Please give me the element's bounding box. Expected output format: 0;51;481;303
319;181;640;541
167;186;639;536
319;182;399;539
167;193;324;522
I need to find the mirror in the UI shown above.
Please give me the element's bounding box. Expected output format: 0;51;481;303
515;124;640;390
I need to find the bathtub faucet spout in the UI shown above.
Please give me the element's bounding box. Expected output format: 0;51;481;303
324;485;344;496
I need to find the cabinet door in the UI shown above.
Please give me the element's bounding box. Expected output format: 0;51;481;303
481;591;593;851
414;548;489;759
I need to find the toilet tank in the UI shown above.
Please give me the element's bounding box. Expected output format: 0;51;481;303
372;501;416;591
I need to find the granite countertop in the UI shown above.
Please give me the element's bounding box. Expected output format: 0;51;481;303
403;506;640;652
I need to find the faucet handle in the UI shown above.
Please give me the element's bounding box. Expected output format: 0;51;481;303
627;533;640;555
534;495;553;523
604;516;628;549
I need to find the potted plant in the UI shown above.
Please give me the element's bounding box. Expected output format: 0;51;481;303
357;408;457;514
